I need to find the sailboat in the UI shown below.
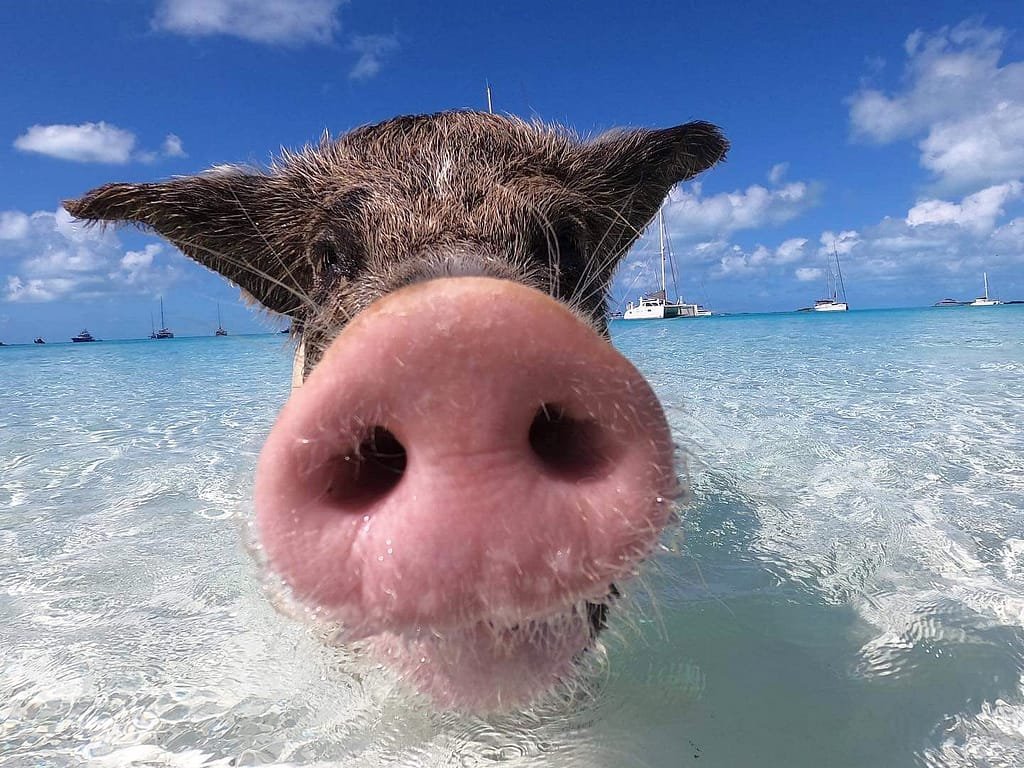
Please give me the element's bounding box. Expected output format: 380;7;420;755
622;208;710;320
969;272;1002;307
215;303;228;336
800;243;849;312
150;297;174;338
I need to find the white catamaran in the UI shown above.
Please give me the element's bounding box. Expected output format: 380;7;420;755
622;208;710;320
969;272;1003;307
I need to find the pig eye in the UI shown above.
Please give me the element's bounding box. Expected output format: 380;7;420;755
310;233;359;279
310;237;339;266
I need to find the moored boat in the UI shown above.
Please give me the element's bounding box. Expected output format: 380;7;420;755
968;272;1002;307
622;207;710;320
71;329;99;342
799;242;849;312
150;297;174;338
215;303;228;336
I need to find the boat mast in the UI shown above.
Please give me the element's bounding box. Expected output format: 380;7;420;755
659;208;667;296
160;296;166;329
833;242;848;303
486;81;493;114
984;271;990;300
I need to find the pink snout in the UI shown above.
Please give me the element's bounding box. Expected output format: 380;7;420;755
254;277;677;707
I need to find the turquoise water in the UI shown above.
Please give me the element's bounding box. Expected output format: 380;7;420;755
2;307;1023;767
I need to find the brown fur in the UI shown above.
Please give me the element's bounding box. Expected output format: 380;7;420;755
64;111;727;372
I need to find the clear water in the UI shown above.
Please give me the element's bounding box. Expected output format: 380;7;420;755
2;307;1023;767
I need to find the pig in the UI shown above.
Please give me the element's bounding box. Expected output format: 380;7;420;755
64;111;728;712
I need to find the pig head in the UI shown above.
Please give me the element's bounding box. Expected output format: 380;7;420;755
65;111;728;711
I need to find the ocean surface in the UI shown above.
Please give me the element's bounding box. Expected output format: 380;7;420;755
2;306;1023;767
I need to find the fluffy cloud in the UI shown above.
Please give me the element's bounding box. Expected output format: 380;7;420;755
808;197;1013;283
0;212;30;240
906;181;1023;234
664;178;820;241
1;209;178;303
162;134;187;158
613;179;1023;306
13;123;186;164
349;33;400;80
712;238;813;277
153;0;343;45
848;20;1024;191
795;267;822;282
14;122;136;164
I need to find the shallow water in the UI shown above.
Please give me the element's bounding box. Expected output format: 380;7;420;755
2;307;1023;767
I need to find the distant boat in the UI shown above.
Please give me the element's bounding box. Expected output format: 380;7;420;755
280;327;290;334
150;297;174;339
968;272;1003;307
622;207;711;320
34;337;45;344
215;303;228;336
933;298;965;307
800;242;849;312
71;329;99;342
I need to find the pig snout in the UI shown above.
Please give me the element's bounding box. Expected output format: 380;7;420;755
254;276;678;709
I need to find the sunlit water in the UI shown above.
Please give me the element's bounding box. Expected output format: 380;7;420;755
2;307;1023;767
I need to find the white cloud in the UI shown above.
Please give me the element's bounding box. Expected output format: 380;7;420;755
775;237;808;263
349;33;399;80
711;238;814;277
906;181;1023;234
154;0;343;46
918;102;1024;191
1;210;179;303
819;230;861;256
0;212;30;240
768;162;789;185
162;133;187;158
620;179;1022;302
14;122;136;164
795;267;822;282
665;178;820;240
12;123;185;165
5;276;77;303
848;20;1024;191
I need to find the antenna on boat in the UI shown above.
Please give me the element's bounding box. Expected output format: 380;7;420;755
485;81;493;114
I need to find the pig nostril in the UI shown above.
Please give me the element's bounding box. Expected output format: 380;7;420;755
528;403;611;481
325;426;407;508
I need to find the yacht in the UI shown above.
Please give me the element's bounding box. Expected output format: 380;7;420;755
215;303;228;336
968;272;1002;307
800;243;849;312
933;298;965;307
34;337;45;344
622;207;710;320
71;329;99;342
150;297;174;338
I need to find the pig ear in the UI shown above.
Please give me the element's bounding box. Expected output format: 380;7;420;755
581;120;728;219
63;171;312;316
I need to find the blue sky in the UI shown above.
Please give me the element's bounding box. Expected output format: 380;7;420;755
2;0;1023;342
